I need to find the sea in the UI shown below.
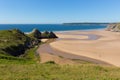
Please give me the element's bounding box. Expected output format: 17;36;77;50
0;24;107;33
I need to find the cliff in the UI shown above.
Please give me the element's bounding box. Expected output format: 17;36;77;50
0;29;58;57
106;23;120;32
41;31;58;38
28;29;58;39
0;29;30;56
28;28;42;39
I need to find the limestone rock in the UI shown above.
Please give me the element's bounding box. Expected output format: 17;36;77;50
106;23;120;32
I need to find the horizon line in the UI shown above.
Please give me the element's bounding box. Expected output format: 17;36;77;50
0;22;119;25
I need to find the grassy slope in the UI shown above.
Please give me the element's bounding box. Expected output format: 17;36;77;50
0;46;120;80
0;29;29;56
0;47;38;64
0;29;27;48
0;63;120;80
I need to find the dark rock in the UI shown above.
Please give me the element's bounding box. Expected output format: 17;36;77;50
41;31;58;38
30;28;41;39
41;31;49;38
49;31;58;38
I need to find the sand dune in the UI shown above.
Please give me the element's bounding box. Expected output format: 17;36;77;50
50;30;120;66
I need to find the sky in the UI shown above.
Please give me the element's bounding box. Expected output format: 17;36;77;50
0;0;120;24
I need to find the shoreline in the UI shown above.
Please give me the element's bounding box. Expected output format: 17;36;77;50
24;28;105;34
37;29;120;66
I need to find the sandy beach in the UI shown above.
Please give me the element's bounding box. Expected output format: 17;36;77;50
47;30;120;66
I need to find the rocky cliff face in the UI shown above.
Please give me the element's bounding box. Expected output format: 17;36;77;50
106;23;120;32
41;31;58;38
28;29;58;39
27;29;58;47
29;29;42;39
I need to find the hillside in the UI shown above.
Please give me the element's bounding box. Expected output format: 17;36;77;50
0;29;31;56
106;23;120;32
0;29;57;57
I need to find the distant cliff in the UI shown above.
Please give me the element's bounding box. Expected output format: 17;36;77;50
63;23;109;26
106;23;120;32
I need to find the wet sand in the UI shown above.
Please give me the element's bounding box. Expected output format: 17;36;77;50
37;43;112;65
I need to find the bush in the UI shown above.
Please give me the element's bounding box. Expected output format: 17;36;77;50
45;61;56;64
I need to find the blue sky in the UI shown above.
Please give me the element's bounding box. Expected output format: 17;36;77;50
0;0;120;24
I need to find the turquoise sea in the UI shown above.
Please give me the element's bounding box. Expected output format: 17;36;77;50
0;24;106;32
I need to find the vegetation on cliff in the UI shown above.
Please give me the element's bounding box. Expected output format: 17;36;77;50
0;29;57;57
0;29;30;56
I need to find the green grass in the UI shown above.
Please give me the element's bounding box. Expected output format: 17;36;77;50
0;63;120;80
0;46;39;64
0;29;30;56
0;29;27;48
0;48;120;80
21;46;40;63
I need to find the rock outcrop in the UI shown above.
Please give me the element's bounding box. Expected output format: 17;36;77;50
29;28;42;39
28;29;58;39
49;31;58;38
106;23;120;32
41;31;58;38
